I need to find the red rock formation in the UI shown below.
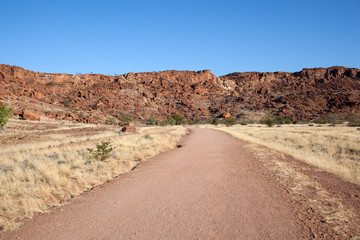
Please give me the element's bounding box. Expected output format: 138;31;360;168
0;64;359;121
21;110;41;121
220;67;360;120
121;122;136;133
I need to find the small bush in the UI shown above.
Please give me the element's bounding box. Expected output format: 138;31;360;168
143;134;153;140
211;118;220;125
345;113;360;127
260;115;275;127
222;117;237;127
345;113;359;122
348;121;360;127
187;120;196;125
274;116;285;124
87;140;115;161
314;119;326;124
265;119;275;127
148;118;157;126
171;114;187;125
284;119;292;124
161;117;176;126
0;104;13;128
324;113;342;126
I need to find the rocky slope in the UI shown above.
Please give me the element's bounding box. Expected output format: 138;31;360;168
0;64;359;122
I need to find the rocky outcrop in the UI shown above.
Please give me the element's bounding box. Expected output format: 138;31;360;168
121;122;136;133
21;110;42;121
0;64;359;121
220;67;360;120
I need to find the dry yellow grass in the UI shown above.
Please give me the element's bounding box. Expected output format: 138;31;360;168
0;119;187;231
244;144;360;237
203;124;360;185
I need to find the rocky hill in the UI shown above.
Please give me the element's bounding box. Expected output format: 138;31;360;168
0;64;359;122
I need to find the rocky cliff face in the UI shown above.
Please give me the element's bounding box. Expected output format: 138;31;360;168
0;64;359;121
220;67;360;120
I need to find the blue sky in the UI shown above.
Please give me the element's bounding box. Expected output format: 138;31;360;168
1;0;359;76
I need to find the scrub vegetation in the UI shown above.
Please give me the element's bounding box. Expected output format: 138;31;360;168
0;119;187;231
204;123;360;185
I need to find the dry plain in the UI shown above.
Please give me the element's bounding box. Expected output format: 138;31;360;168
0;119;187;232
0;121;359;239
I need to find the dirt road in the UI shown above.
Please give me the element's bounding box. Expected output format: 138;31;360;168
3;127;301;239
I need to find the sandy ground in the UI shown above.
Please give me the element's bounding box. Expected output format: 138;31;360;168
1;127;337;239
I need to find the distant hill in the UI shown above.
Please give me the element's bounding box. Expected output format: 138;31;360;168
0;64;359;122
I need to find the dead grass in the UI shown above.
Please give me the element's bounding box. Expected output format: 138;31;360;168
203;123;360;237
246;144;360;238
0;119;187;231
203;124;360;185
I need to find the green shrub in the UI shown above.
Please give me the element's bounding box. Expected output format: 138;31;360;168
171;114;187;125
273;116;285;124
324;113;341;126
265;119;275;127
222;117;237;127
161;117;176;126
87;140;115;161
314;118;326;124
260;115;275;127
347;121;360;127
345;113;359;127
345;113;359;122
0;104;13;128
284;119;292;124
187;120;196;125
148;118;157;126
211;118;220;125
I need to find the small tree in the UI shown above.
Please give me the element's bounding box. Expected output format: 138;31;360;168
87;140;115;161
260;115;275;127
324;113;341;126
162;117;176;126
0;104;13;129
345;113;360;127
171;114;186;125
345;113;359;123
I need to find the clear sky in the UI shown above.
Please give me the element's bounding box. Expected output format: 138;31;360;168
1;0;359;76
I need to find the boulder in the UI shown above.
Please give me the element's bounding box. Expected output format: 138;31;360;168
22;110;41;121
121;122;136;133
12;109;23;116
222;112;231;118
68;112;79;120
